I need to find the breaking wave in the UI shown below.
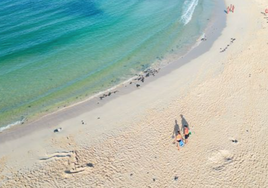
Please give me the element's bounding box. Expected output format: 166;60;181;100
181;0;199;25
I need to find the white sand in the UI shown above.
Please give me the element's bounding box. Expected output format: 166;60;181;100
1;0;268;187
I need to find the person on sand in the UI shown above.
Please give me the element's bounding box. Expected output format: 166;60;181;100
183;125;190;144
173;131;184;150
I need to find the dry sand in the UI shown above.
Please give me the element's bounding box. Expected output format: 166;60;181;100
1;0;268;187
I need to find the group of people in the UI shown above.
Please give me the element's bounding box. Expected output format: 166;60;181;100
226;4;235;14
173;115;191;151
173;125;190;150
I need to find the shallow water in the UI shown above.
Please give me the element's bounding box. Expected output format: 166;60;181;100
0;0;215;130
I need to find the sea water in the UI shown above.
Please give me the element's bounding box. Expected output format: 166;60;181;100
0;0;216;130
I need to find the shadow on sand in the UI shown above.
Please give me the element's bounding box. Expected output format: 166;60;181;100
172;120;180;138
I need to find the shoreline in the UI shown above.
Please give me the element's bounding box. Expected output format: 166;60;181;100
0;0;226;140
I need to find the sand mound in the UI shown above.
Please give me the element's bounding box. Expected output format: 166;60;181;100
208;150;234;170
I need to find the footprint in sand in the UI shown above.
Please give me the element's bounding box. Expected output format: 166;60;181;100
40;151;94;176
208;150;234;170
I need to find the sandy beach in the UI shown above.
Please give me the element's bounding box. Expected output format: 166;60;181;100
1;0;268;187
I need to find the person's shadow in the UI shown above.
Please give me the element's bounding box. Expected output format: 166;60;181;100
180;114;190;133
172;120;180;138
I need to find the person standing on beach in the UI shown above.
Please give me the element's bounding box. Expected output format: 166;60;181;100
173;131;184;150
183;125;190;144
232;5;234;13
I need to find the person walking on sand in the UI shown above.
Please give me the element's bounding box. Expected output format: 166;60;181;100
232;5;235;13
173;131;184;150
183;125;190;144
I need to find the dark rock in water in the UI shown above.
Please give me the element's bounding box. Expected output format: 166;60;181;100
98;117;100;119
174;176;178;181
136;84;140;88
87;163;94;167
100;92;114;100
54;128;62;133
81;120;84;124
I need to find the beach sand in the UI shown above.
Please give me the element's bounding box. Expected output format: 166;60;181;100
1;0;268;187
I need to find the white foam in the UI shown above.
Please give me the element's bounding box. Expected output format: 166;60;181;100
181;0;199;25
0;117;25;133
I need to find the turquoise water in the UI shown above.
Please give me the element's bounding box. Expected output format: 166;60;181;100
0;0;215;130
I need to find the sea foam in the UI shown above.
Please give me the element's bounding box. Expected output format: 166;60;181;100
0;117;25;133
181;0;199;25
